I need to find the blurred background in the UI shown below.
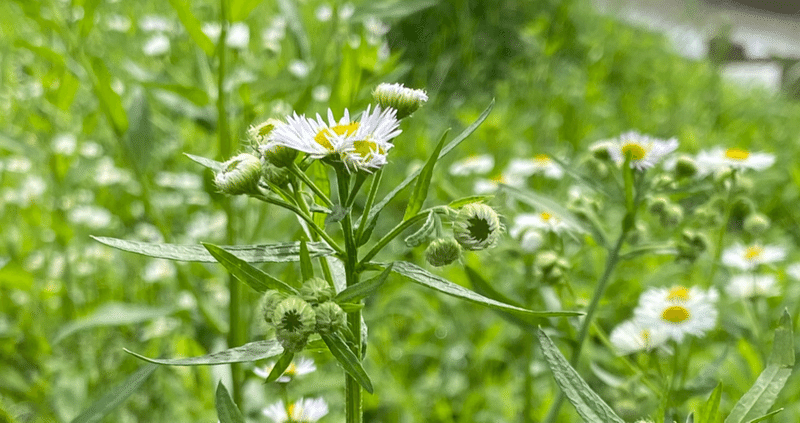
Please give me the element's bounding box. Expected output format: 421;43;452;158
2;0;800;422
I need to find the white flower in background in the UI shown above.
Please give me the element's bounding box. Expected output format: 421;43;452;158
472;173;524;194
263;397;329;423
510;212;568;235
52;134;77;155
605;131;679;170
725;274;779;298
80;141;103;158
143;34;170;56
634;285;718;343
609;319;668;355
312;85;331;102
254;357;316;383
695;146;775;175
505;155;564;180
786;263;800;280
364;16;389;44
339;3;355;20
68;205;113;229
721;242;786;271
105;14;131;32
518;230;544;253
143;259;176;282
139;15;173;32
315;4;333;22
449;154;495;176
289;60;311;78
262;18;286;53
155;172;204;190
226;22;250;49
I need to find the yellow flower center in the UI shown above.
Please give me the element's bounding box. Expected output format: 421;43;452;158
314;122;359;152
621;143;647;161
641;329;651;347
257;123;275;137
661;305;690;324
725;148;750;161
491;174;505;183
352;138;384;159
667;286;690;302
287;403;295;417
534;154;550;163
285;362;297;376
540;212;552;221
744;246;763;261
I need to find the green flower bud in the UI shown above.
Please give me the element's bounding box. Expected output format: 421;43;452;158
453;203;503;251
673;155;698;179
259;142;298;168
660;204;683;227
648;197;669;214
535;250;559;270
262;290;287;326
425;238;462;267
652;174;675;190
273;296;316;352
372;83;428;119
215;153;262;195
586;158;609;179
744;212;770;235
314;301;346;334
299;277;334;304
677;230;708;262
247;119;281;143
262;161;291;187
590;142;612;161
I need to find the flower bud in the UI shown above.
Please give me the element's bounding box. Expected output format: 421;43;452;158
648;196;669;214
590;142;612;161
215;153;262;195
535;250;559;270
314;301;346;334
262;161;291;187
453;203;503;251
673;155;698;179
744;212;770;235
425;238;462;267
677;230;708;262
273;296;316;352
299;277;334;304
247;119;281;143
259;141;298;168
372;83;428;119
262;290;287;326
660;204;683;227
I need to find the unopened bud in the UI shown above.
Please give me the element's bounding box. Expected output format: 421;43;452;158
744;213;770;235
660;204;683;227
215;153;262;195
372;83;428;119
673;155;698;179
273;296;316;352
299;277;334;304
648;197;669;214
453;203;503;251
314;301;346;334
247;119;281;143
262;290;287;326
590;142;612;161
259;141;298;168
425;238;462;267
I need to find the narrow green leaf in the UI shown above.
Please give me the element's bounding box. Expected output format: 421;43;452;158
335;264;393;303
364;99;494;235
277;0;310;59
78;0;102;38
89;57;128;137
724;311;794;423
266;352;295;383
124;87;153;172
203;243;298;295
185;153;224;172
54;303;179;344
69;364;157;423
167;0;216;56
390;261;581;318
92;236;335;263
746;408;784;423
404;129;449;220
536;329;626;423
14;40;66;68
229;0;263;21
124;339;283;366
404;211;435;247
352;0;438;20
697;382;722;423
448;195;494;209
299;238;314;280
321;333;374;394
464;266;524;308
215;382;245;423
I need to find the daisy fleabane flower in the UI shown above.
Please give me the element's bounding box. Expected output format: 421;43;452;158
505;155;564;180
695;146;775;175
337;105;401;172
603;131;679;170
254;356;316;383
721;242;786;271
510;211;569;235
263;398;329;423
609;319;668;355
725;274;779;299
449;154;495;176
633;285;718;343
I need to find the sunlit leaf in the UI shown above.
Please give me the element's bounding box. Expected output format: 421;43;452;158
203;243;298;295
185;153;224;172
125;340;283;366
696;382;722;423
537;329;626;423
215;382;245;423
69;364;157;423
321;333;374;394
299;238;314;280
352;0;438;20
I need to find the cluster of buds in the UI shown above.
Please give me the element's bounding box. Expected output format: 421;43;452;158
420;203;503;267
534;250;570;284
648;196;683;227
676;230;709;262
263;278;345;353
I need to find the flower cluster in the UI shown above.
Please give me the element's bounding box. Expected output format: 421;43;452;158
448;152;565;194
263;397;329;423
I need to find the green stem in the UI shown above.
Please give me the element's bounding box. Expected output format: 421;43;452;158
708;171;737;285
355;169;383;243
289;163;334;208
359;206;447;266
336;169;362;423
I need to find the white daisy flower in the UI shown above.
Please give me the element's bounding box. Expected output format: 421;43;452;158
505;155;564;180
633;285;718;343
725;274;779;298
510;212;569;236
263;398;329;423
268;110;352;158
337;105;401;172
143;34;170;56
254;357;316;383
609;319;668;355
449;154;495;176
695;146;775;175
472;173;524;194
605;131;679;170
721;242;786;271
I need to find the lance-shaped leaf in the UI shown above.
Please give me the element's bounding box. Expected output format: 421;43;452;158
321;333;374;394
92;236;335;263
361;100;494;243
69;364;157;423
203;243;298;295
168;0;215;56
697;382;722;423
390;261;581;318
404;129;449;220
725;310;794;423
335;264;393;303
463;266;535;329
215;382;245;423
54;303;180;344
266;351;295;383
124;339;283;366
537;329;626;423
746;409;784;423
404;211;436;247
185;153;224;172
